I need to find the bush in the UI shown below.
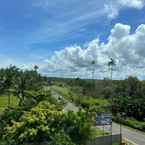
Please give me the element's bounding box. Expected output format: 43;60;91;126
0;107;24;138
17;90;54;108
2;101;94;145
114;116;145;131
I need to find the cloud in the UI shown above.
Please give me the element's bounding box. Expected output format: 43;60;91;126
0;56;16;68
25;0;145;47
43;23;145;79
0;54;37;70
28;0;106;44
104;0;145;18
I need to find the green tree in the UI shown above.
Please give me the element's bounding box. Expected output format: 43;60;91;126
3;101;93;145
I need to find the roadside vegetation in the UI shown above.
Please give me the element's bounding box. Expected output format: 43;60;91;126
53;77;145;132
1;65;145;144
1;101;97;145
0;66;104;145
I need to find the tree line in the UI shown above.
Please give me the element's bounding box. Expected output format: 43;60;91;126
0;65;48;106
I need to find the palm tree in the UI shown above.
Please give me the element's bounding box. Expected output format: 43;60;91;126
91;60;95;80
90;60;96;97
34;65;39;72
108;58;116;80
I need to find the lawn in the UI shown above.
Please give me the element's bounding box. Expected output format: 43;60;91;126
0;95;18;112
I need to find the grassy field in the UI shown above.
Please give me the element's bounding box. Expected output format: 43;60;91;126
0;95;18;112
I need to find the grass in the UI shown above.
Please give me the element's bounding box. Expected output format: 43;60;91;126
51;85;72;99
92;128;109;138
80;97;109;106
0;95;18;112
114;116;145;132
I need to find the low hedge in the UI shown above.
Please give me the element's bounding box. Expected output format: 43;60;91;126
114;116;145;131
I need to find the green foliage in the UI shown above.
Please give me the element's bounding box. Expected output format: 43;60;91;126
51;85;73;100
2;101;94;145
16;90;54;108
112;77;145;121
51;85;110;113
63;76;145;121
66;78;114;98
79;98;109;109
0;90;57;113
0;68;107;145
0;95;18;112
114;116;145;131
0;65;47;106
0;66;19;93
0;107;24;138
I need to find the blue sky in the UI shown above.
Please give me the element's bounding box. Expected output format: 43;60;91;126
1;0;145;79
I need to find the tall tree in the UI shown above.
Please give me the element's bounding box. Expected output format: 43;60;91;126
34;65;39;72
108;58;116;80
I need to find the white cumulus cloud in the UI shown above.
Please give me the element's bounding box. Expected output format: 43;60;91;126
42;23;145;79
104;0;145;18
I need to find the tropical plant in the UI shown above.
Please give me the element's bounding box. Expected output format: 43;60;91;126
2;101;93;145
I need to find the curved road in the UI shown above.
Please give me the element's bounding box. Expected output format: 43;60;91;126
112;122;145;145
51;90;79;112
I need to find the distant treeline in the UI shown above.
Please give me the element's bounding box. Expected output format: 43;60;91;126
0;65;48;94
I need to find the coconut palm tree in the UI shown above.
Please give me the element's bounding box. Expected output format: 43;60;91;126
91;60;95;80
108;58;116;80
34;65;39;72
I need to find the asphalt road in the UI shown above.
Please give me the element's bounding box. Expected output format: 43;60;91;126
44;86;78;112
101;122;145;145
51;90;79;112
112;122;145;145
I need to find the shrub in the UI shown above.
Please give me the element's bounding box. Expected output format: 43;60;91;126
113;116;145;131
0;107;24;138
3;101;94;145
